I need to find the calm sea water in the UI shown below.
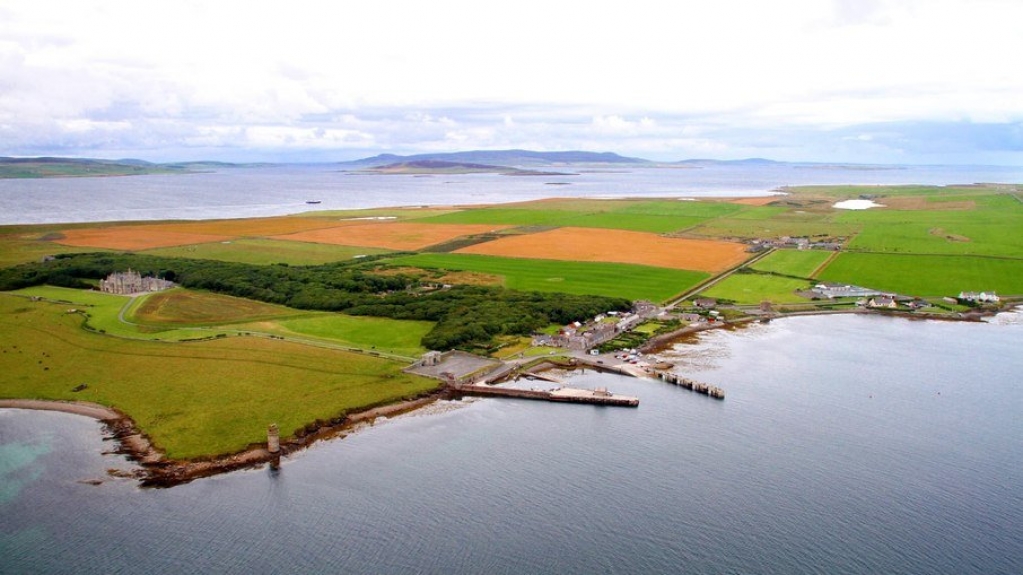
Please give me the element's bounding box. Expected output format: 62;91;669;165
2;312;1022;574
2;162;1023;224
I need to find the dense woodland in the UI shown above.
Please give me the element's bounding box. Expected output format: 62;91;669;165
0;253;630;350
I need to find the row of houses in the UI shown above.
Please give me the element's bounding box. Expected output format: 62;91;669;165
533;301;663;351
747;236;844;252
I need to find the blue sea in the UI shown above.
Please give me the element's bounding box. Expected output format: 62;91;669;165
2;312;1022;574
2;161;1023;224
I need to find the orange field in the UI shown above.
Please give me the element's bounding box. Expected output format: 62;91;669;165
273;222;513;251
727;196;781;206
455;227;749;272
51;217;350;251
142;216;343;236
55;226;234;250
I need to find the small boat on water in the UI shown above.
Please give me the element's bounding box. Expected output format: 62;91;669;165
306;200;322;204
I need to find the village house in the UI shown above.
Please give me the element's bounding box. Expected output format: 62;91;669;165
867;296;898;309
632;300;660;318
958;291;1000;304
812;282;883;299
693;298;717;309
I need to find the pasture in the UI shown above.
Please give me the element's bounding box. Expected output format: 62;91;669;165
816;253;1023;296
749;250;833;277
0;293;438;459
699;273;813;304
386;253;708;302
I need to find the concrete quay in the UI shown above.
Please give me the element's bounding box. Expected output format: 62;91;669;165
457;384;639;407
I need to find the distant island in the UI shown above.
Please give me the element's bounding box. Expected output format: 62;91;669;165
0;157;244;179
359;159;576;176
340;149;649;168
1;150;943;180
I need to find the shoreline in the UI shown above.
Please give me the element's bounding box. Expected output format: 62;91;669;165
2;307;1017;487
0;391;449;488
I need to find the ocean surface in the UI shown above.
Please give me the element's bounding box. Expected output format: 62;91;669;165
2;312;1022;574
3;162;1023;224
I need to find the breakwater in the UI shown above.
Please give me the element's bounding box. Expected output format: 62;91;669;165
458;384;639;407
657;372;725;399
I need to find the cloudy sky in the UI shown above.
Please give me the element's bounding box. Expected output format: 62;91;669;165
2;0;1021;164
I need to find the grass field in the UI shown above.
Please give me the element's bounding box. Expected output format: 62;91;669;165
418;199;747;233
839;194;1023;257
817;253;1023;296
688;217;859;240
131;289;299;325
0;293;440;459
749;250;834;277
11;286;435;355
416;208;584;227
699;273;814;304
143;238;391;265
10;286;218;340
266;314;432;358
386;253;708;302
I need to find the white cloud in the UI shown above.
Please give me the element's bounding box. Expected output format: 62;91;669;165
2;0;1022;163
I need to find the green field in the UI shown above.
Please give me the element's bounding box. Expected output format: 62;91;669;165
689;216;858;240
250;314;432;358
417;199;748;234
817;253;1023;296
615;199;748;218
750;250;833;277
10;286;221;341
699;273;814;304
385;253;708;302
12;286;435;355
417;208;584;227
840;195;1023;257
143;238;392;265
0;293;439;459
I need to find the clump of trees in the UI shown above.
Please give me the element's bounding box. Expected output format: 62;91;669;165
1;253;630;351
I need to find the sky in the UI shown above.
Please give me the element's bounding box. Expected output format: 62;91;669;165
2;0;1022;165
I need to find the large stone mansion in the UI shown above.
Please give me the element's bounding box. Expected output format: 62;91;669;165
99;269;175;295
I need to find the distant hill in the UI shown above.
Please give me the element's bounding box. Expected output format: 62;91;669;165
363;160;576;176
342;149;650;168
674;158;782;166
0;157;179;179
0;157;242;179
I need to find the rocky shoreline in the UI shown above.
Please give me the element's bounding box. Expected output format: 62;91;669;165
0;391;449;488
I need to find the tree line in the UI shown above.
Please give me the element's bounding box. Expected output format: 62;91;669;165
0;253;630;351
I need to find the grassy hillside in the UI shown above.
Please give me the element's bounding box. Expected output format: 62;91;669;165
0;293;439;459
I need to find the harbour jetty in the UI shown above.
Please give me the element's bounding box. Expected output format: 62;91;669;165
457;383;639;407
657;372;725;399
